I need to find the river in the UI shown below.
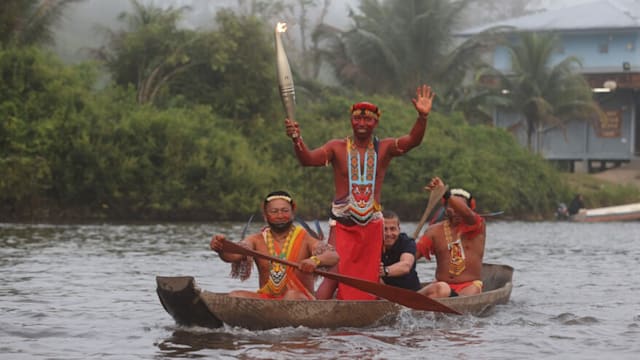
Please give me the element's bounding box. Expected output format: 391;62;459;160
1;220;638;359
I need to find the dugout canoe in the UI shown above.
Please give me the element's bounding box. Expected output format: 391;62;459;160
156;263;514;330
570;202;640;222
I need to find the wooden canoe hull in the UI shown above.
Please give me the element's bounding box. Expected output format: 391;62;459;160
157;263;514;330
570;202;640;222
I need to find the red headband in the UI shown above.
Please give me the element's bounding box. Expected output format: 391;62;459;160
351;102;380;120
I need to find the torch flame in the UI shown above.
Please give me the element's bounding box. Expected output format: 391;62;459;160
276;22;288;33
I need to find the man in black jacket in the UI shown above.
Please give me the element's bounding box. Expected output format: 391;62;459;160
380;210;421;291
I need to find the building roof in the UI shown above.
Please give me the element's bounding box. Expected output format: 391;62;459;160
459;0;640;35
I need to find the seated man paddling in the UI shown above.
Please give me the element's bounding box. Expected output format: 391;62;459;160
415;177;486;298
210;190;339;300
379;210;422;291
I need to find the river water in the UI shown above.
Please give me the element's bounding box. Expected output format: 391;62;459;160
1;220;639;360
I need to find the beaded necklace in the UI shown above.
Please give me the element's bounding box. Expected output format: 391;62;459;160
264;227;296;293
445;220;466;276
347;136;377;223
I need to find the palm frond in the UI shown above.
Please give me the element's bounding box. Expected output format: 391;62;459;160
2;0;85;46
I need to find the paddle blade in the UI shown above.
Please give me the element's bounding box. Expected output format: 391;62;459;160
316;269;460;314
413;185;449;239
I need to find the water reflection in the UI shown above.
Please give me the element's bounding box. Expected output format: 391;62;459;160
158;329;240;354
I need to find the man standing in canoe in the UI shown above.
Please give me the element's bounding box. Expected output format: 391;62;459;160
284;85;435;300
210;190;339;300
415;177;486;298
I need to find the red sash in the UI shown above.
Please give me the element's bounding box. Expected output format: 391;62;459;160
257;226;314;300
334;218;383;300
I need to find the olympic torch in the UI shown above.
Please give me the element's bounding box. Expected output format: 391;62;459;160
275;22;297;137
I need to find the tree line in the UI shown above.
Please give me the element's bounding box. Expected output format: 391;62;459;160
1;0;629;222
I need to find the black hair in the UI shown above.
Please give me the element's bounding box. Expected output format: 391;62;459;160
382;210;399;219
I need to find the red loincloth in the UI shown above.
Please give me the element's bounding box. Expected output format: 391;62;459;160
449;280;483;293
334;218;383;300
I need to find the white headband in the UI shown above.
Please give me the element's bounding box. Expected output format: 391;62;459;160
450;188;471;199
265;195;292;203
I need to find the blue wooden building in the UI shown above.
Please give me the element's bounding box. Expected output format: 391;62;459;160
461;0;640;172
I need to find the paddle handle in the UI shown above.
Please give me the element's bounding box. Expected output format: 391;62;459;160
222;240;299;268
412;185;448;239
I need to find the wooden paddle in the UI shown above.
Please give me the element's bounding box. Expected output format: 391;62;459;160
412;185;449;239
221;239;460;314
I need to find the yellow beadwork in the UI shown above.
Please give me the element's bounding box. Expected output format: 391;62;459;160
445;220;466;276
260;226;298;296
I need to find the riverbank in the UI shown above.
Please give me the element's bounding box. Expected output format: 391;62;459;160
590;159;640;189
563;159;640;209
4;161;639;224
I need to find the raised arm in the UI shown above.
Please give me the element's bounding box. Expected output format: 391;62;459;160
394;84;435;154
428;177;477;226
285;118;335;166
446;191;478;226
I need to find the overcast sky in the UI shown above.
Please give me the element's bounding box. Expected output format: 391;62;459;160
53;0;600;62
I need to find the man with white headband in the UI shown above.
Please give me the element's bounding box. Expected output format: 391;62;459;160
415;177;486;298
210;190;339;299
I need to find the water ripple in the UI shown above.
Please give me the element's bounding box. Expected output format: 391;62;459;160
1;221;639;359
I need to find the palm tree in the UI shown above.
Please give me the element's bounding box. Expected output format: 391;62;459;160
313;0;474;96
478;32;601;152
0;0;84;47
92;0;209;104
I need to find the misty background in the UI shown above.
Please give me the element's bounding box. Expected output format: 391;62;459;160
53;0;594;64
6;0;630;222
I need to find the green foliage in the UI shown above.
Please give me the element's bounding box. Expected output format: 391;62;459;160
0;46;279;220
2;8;626;222
166;10;279;123
0;45;97;211
314;0;474;96
0;0;85;47
0;44;614;221
0;156;51;209
94;0;236;105
86;103;278;220
562;173;640;210
94;3;279;129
